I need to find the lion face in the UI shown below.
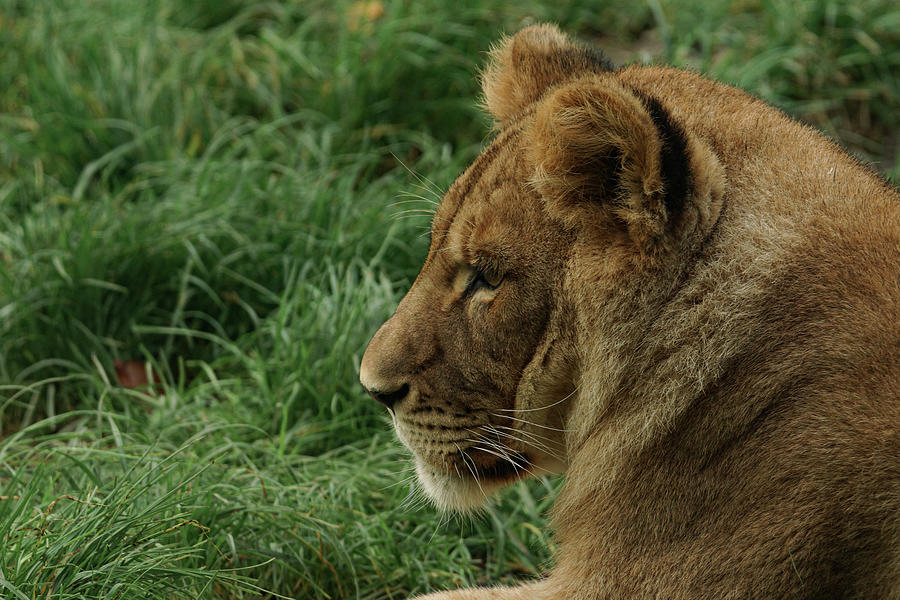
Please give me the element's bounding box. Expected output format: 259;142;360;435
360;24;726;512
360;131;575;511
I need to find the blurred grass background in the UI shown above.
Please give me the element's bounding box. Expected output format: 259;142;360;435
0;0;897;597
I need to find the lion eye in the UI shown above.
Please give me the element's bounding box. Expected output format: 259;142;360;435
468;267;503;293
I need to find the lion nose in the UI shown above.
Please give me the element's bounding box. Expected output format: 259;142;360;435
363;383;409;410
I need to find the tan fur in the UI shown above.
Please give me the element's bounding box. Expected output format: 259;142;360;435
360;24;900;599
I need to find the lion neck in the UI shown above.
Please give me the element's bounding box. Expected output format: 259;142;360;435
558;130;729;450
551;165;818;550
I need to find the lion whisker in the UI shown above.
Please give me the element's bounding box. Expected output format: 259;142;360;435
466;438;543;481
391;152;445;198
495;384;580;413
391;209;437;219
455;442;489;501
465;431;541;474
391;193;440;209
381;471;420;492
491;413;572;433
479;424;565;463
388;201;435;211
397;480;430;513
479;423;552;454
489;423;560;447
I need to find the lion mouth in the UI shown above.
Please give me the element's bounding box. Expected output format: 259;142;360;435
462;449;531;482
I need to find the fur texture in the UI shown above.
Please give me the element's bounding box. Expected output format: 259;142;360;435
360;24;900;599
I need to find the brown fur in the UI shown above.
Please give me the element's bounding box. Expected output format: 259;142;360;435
360;24;900;599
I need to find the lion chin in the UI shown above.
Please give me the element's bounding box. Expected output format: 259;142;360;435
414;448;555;513
414;460;501;513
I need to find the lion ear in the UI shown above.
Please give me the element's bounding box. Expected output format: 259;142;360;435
480;24;612;126
526;77;691;251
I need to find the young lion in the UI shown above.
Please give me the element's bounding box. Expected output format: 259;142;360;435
360;24;900;599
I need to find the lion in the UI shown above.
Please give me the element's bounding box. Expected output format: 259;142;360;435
359;24;900;599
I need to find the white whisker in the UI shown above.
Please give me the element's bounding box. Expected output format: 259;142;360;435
489;423;562;449
391;152;445;198
479;424;565;463
455;442;488;501
465;430;542;475
391;209;436;218
491;413;572;433
467;439;543;480
392;193;440;208
495;385;580;413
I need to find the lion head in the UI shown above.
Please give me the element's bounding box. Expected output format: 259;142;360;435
359;24;725;512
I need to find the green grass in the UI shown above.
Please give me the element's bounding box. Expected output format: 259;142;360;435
0;0;897;598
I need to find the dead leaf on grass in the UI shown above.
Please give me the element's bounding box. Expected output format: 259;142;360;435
114;359;161;393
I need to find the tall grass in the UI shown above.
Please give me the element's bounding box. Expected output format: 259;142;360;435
1;0;897;597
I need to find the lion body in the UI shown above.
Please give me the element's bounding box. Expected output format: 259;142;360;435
361;25;900;599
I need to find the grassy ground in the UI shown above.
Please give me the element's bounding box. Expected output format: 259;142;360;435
1;0;897;598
